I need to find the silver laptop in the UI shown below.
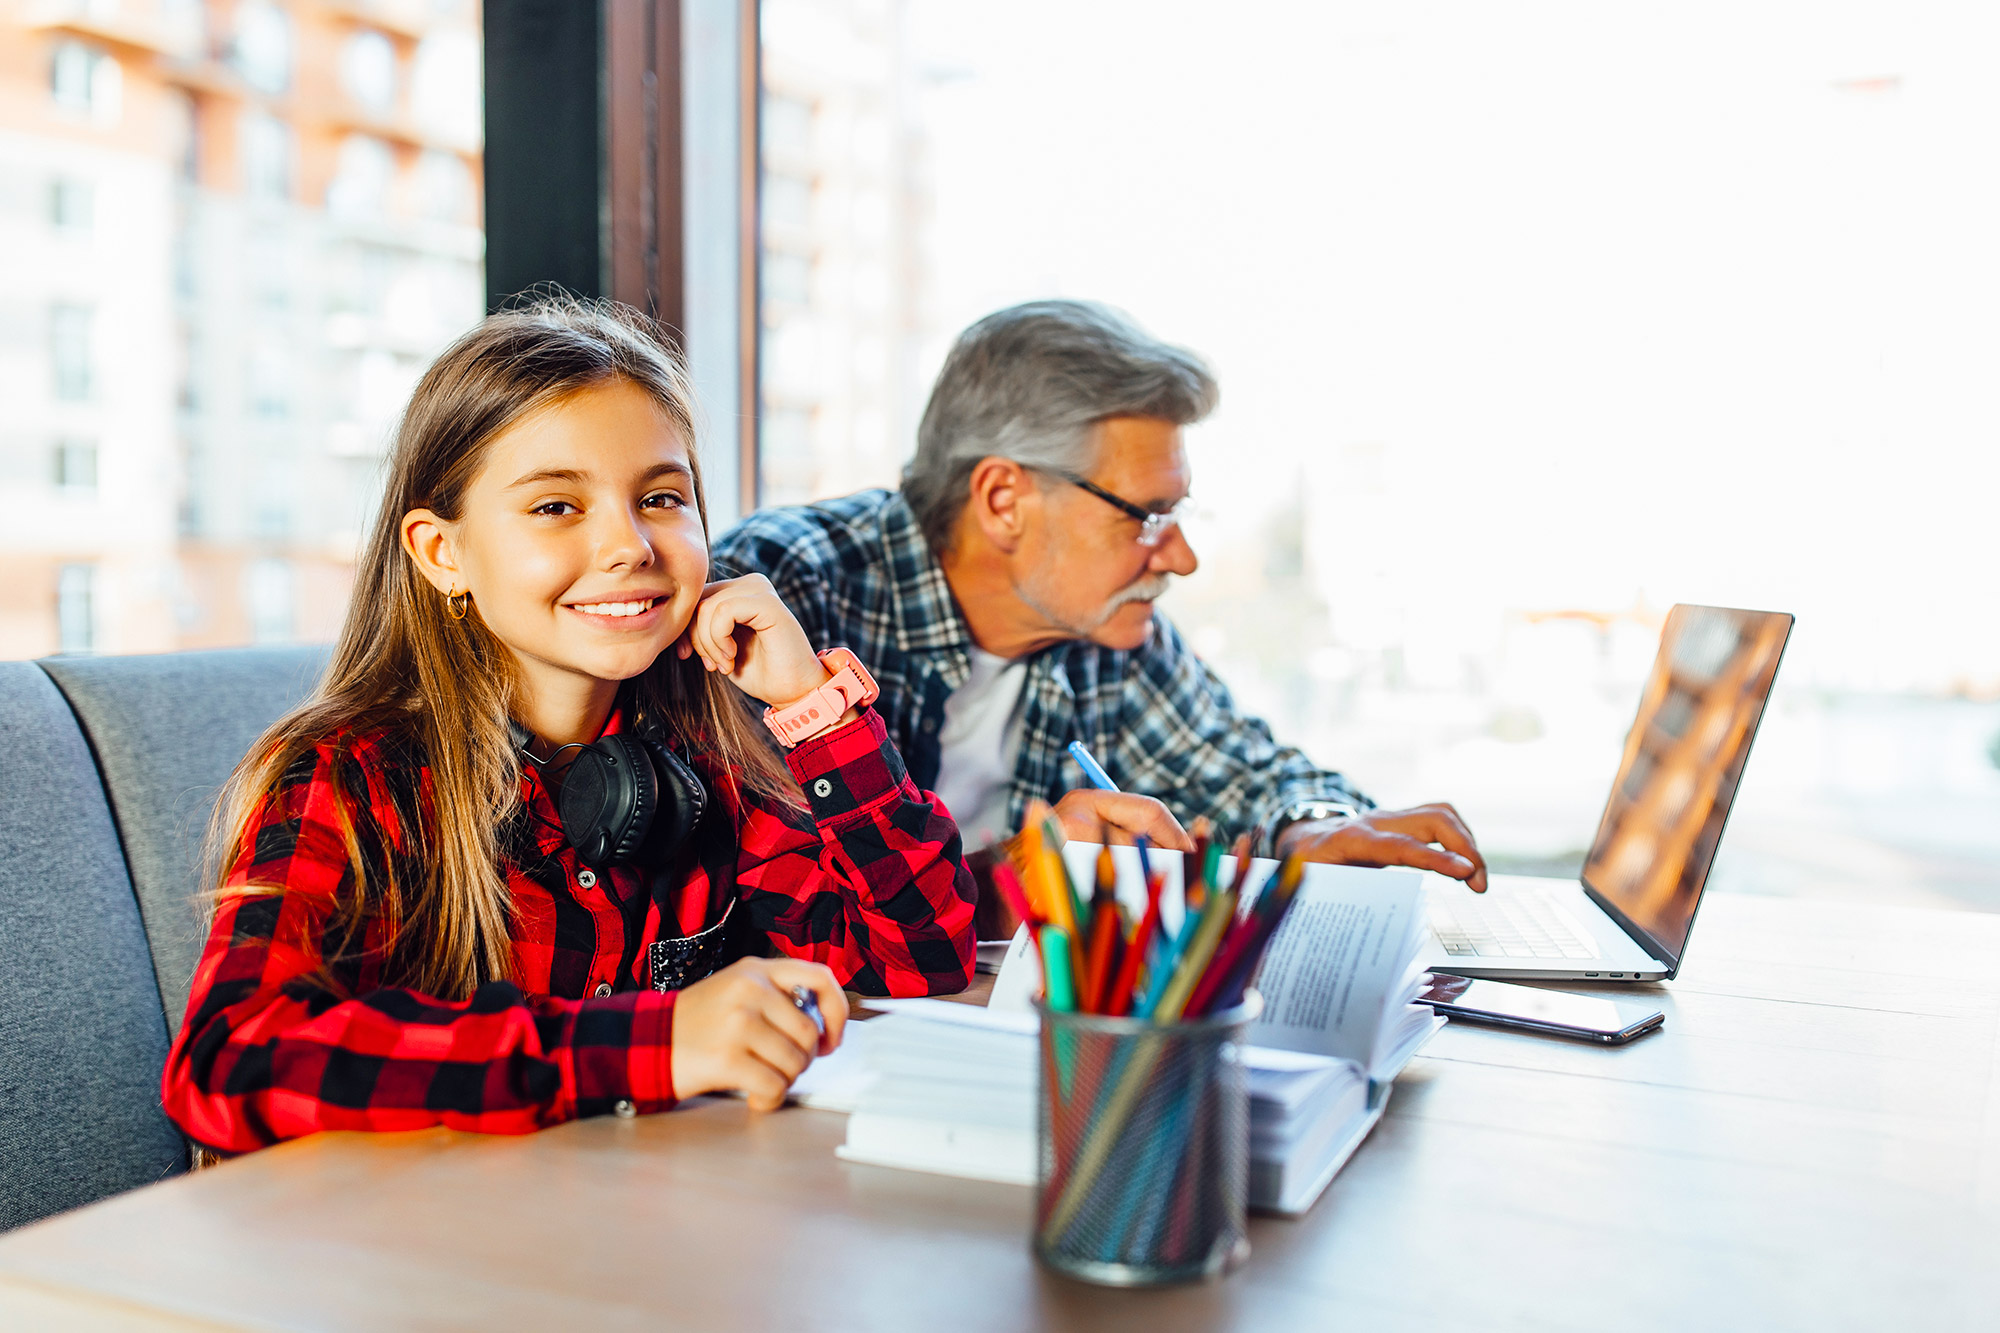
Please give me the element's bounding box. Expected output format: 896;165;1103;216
1420;604;1793;983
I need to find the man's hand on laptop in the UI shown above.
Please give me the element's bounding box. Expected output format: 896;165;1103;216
1276;804;1488;893
1051;789;1196;852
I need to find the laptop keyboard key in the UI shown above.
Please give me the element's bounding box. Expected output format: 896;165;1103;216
1430;883;1602;962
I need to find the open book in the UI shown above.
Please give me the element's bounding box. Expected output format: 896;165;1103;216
822;847;1443;1215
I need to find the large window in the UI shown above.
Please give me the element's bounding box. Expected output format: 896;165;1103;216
759;0;2000;912
0;1;484;658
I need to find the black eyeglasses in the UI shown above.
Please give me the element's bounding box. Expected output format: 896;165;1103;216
1046;472;1191;548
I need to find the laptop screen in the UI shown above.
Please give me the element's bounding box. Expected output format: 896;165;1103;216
1581;604;1793;968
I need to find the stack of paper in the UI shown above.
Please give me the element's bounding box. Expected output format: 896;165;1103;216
820;855;1444;1216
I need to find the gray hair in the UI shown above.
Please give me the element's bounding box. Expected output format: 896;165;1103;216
901;300;1219;551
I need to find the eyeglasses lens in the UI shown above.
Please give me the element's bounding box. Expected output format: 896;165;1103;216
1138;503;1190;548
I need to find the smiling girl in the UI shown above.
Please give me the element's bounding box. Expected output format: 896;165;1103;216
163;300;975;1154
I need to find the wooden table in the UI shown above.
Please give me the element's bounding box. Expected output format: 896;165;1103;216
3;894;1997;1331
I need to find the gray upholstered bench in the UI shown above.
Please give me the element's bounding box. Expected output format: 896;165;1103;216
0;647;328;1231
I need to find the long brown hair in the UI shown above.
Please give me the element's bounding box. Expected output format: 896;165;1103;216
207;297;798;1000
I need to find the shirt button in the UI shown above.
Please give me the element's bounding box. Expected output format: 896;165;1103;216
613;1099;637;1119
922;718;938;734
577;868;598;888
813;778;833;798
593;982;612;998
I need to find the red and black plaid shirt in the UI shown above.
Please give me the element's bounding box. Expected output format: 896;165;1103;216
163;707;974;1154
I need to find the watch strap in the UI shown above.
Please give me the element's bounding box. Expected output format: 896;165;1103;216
1260;798;1364;858
762;649;880;748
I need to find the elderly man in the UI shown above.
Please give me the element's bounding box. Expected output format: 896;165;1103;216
714;300;1485;895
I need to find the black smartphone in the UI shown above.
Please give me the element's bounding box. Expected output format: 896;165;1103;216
1421;973;1665;1045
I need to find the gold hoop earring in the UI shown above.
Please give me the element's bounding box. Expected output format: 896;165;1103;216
445;590;471;621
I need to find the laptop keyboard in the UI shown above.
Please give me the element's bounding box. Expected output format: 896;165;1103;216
1430;883;1601;960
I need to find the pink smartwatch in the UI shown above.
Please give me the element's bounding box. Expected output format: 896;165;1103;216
763;647;880;748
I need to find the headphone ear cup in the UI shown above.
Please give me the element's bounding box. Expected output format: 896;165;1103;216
603;733;659;865
557;734;657;868
642;741;707;857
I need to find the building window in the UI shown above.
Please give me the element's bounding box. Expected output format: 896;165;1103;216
54;439;97;494
245;230;291;310
176;325;201;410
339;29;399;116
167;89;201;184
763;173;812;232
251;454;294;538
50;304;93;401
245;558;294;644
760;408;814;506
159;0;207;56
765;251;812;307
764;96;813;158
249;340;292;419
233;2;294;96
57;564;96;654
177;435;204;538
49;177;93;234
326;134;397;220
239;110;295;201
410;29;481;147
411;149;474;224
50;41;121;124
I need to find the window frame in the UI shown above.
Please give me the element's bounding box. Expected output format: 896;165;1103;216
483;0;761;522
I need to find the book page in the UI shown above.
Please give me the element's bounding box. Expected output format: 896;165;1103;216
1245;865;1426;1066
985;845;1430;1072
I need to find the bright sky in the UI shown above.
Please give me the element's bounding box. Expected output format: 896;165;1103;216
903;0;2000;693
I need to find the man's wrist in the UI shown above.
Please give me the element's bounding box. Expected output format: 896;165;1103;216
1266;799;1365;857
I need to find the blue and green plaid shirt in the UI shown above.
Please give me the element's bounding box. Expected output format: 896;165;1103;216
712;489;1371;843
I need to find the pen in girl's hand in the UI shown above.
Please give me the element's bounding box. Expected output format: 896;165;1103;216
791;985;825;1038
1067;740;1119;792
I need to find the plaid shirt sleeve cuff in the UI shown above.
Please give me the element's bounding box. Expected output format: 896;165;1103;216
565;989;679;1117
784;707;908;826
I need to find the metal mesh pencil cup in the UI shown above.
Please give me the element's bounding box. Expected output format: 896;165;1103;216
1032;992;1262;1286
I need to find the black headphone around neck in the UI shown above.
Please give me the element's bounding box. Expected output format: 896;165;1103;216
509;714;707;869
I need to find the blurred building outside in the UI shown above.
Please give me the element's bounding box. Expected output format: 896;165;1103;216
758;0;934;508
0;1;1990;918
0;0;482;658
754;0;2000;914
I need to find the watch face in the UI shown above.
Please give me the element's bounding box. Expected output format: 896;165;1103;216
1287;802;1358;829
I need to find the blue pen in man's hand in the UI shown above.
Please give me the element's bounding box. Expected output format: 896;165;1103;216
791;985;825;1039
1067;740;1119;792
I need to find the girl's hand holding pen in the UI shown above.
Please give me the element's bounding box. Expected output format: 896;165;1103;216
674;574;848;714
668;957;849;1112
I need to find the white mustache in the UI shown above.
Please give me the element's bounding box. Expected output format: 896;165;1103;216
1104;573;1173;613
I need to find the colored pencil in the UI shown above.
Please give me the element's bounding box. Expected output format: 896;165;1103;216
1082;841;1121;1011
1015;806;1086;984
989;860;1042;933
1105;870;1164;1017
1182;912;1260;1019
1185;818;1213;913
1040;925;1078;1012
1226;832;1255;896
1039;811;1088;940
1136;899;1201;1018
1198;852;1308;1015
1150;882;1238;1024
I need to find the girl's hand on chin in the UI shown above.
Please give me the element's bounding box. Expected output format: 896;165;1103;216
675;574;832;707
